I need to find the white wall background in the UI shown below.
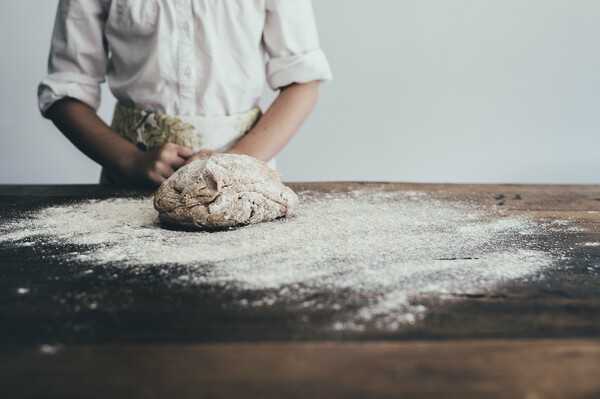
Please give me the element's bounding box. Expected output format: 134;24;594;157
1;0;598;184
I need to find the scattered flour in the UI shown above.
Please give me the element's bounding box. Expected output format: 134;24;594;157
0;190;555;330
39;344;63;355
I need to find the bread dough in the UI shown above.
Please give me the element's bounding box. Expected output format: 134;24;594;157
153;154;298;230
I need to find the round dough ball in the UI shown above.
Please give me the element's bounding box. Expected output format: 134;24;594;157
153;154;298;230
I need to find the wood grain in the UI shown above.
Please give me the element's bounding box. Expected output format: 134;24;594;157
2;339;600;399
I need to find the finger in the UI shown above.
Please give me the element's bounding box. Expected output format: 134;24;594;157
184;153;203;166
156;162;175;179
158;147;185;166
198;149;215;157
170;155;187;169
183;157;193;166
148;171;166;187
186;150;215;164
175;145;195;159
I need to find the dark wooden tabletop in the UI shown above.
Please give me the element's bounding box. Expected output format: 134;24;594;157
1;183;599;399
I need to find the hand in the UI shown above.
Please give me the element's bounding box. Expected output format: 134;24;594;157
183;149;216;166
128;143;194;186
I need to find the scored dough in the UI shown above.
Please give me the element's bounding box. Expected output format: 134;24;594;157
153;154;298;230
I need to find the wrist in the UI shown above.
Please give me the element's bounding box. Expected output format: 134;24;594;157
112;144;141;179
225;136;266;159
225;146;263;161
224;146;244;156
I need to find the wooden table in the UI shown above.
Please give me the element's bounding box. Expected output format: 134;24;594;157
1;183;599;398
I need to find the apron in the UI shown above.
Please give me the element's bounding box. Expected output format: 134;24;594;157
100;103;275;185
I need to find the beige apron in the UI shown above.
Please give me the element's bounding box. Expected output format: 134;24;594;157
101;104;273;185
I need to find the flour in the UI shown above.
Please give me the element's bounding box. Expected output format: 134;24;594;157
0;189;556;330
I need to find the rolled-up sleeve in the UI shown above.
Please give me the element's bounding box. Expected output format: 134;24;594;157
263;0;333;90
38;0;109;117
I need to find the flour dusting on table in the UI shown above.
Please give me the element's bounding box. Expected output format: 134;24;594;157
0;190;555;330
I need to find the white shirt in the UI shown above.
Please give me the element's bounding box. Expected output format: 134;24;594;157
38;0;333;117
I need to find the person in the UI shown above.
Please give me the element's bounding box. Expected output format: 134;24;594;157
38;0;332;186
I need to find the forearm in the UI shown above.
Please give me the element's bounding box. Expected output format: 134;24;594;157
228;81;320;162
45;98;138;176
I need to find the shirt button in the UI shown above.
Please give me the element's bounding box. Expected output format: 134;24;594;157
184;68;191;77
181;22;190;30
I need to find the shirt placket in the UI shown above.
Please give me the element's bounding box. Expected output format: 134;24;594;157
176;0;196;116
